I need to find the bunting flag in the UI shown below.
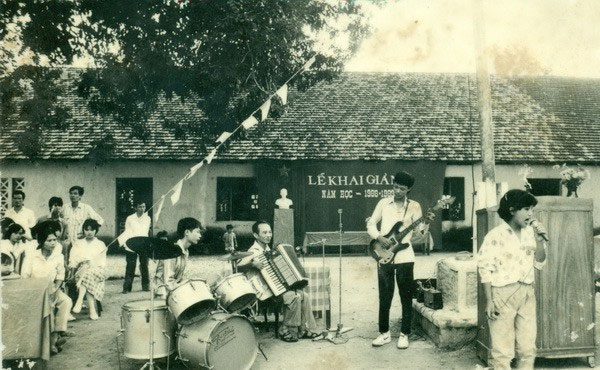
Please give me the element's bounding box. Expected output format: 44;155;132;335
259;99;271;121
170;180;184;205
91;57;314;249
205;148;217;164
303;55;316;70
154;195;166;222
241;115;259;130
216;131;232;144
276;84;288;105
186;161;204;180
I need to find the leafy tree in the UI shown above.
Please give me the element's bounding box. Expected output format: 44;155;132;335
1;0;370;158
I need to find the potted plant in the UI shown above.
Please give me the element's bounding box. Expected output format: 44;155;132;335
554;164;590;197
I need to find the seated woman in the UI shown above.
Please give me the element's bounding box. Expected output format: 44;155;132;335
0;222;26;274
20;227;73;354
68;219;107;320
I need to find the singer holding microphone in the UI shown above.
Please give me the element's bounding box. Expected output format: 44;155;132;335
477;189;547;370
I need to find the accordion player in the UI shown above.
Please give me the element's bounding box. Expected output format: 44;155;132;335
241;243;309;299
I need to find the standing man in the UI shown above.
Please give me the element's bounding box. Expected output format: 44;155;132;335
119;201;152;293
239;221;319;342
62;186;104;248
366;171;434;349
5;190;36;239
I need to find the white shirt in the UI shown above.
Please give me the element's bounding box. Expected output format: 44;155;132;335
5;206;36;238
118;213;151;252
238;241;269;267
154;240;189;296
69;237;107;269
0;239;27;274
366;197;425;264
63;202;104;244
21;249;66;282
477;221;546;287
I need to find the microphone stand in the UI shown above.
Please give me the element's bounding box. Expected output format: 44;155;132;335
331;208;353;344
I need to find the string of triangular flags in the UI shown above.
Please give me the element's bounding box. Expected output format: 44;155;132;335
116;55;317;244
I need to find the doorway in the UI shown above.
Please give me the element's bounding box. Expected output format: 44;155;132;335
116;178;153;237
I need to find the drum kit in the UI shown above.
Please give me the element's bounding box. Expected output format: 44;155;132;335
117;237;259;370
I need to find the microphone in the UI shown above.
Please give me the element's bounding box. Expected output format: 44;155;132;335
530;219;549;242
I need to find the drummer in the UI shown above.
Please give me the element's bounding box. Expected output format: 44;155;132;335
154;217;202;298
239;220;320;342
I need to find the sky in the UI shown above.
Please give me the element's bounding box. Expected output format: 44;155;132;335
346;0;600;78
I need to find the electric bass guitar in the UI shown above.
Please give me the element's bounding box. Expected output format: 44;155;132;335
369;196;455;264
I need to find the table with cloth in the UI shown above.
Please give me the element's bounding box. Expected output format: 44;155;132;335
1;277;52;363
305;266;331;328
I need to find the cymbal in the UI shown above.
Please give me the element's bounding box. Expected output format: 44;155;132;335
125;237;183;260
218;251;253;261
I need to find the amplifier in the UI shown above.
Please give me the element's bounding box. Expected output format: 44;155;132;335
424;288;443;310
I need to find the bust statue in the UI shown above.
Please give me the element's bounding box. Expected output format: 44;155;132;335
275;188;293;209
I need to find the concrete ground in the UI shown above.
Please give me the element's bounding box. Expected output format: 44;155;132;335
44;253;595;369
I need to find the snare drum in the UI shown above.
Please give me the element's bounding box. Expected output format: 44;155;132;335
178;312;258;370
213;273;257;312
167;279;216;325
120;299;176;360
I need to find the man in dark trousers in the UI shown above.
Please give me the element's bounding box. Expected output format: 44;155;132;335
367;171;434;349
119;201;151;293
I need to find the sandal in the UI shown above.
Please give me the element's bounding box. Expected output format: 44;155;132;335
299;331;321;339
279;330;298;342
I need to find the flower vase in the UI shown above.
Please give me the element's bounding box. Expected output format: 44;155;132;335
566;185;579;198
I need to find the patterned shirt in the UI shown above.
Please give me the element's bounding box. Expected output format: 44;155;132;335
62;202;104;244
477;221;547;287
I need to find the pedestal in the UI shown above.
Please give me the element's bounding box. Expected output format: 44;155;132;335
273;209;294;246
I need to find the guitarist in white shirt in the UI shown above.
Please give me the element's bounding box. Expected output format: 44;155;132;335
366;171;434;349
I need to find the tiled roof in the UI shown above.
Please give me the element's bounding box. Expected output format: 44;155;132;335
220;73;600;162
1;69;210;160
2;70;600;162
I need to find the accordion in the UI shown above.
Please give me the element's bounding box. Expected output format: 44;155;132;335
254;244;309;297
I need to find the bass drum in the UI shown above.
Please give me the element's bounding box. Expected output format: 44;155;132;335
121;299;176;359
178;312;258;370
